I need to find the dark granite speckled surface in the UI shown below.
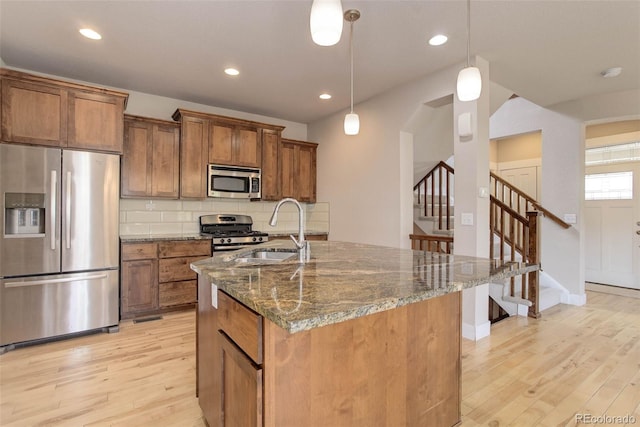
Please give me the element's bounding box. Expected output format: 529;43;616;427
120;234;212;242
191;240;539;333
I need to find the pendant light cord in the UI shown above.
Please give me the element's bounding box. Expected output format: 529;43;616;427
349;19;354;114
466;0;471;67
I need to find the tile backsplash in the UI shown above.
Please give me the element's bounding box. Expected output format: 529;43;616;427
119;199;329;237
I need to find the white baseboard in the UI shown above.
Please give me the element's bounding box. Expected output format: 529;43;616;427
462;321;491;341
564;292;587;306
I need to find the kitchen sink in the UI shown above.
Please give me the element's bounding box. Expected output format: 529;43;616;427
234;249;298;264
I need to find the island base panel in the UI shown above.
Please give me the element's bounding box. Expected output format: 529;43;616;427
263;291;461;427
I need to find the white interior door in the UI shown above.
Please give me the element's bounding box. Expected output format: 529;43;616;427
499;166;538;199
585;163;640;289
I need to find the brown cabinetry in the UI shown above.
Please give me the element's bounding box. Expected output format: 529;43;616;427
197;287;461;427
197;285;264;427
120;239;211;319
280;138;317;203
121;243;159;316
172;109;284;199
122;115;180;198
260;129;281;201
209;122;261;168
1;68;128;153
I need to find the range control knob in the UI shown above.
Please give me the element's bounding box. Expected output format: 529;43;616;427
258;237;263;241
252;237;257;242
227;238;232;243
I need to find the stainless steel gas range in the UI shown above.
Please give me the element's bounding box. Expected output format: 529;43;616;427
200;214;268;252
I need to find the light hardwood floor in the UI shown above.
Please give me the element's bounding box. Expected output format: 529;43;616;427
1;290;638;426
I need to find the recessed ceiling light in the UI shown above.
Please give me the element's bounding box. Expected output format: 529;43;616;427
319;93;332;100
601;67;622;78
79;28;102;40
428;34;448;46
224;68;240;76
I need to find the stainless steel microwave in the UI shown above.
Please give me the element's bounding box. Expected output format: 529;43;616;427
207;164;261;199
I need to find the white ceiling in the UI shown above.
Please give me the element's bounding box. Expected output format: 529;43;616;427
1;0;639;124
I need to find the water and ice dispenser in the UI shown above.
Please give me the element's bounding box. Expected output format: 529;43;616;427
4;193;45;236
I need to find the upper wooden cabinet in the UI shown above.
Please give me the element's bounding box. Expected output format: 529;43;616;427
280;138;318;203
122;115;180;199
209;121;261;168
261;128;281;201
172;108;284;199
0;68;128;153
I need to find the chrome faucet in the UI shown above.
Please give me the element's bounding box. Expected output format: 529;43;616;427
269;197;310;262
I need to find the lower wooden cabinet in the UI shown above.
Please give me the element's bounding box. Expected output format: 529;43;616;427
197;287;461;427
219;333;263;427
120;239;211;319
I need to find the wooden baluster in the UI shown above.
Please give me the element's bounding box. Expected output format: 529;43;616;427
526;211;541;318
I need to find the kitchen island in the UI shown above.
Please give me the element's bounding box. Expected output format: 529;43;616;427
192;240;538;427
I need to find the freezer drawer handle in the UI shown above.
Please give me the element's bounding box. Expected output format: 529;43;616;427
4;273;108;288
50;170;57;250
65;171;72;249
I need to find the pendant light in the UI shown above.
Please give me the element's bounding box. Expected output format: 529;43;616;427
456;0;482;101
310;0;344;46
344;9;360;136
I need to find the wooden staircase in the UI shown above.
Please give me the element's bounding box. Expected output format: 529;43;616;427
410;162;570;318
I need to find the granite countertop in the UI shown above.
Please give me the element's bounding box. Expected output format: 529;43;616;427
268;230;328;237
120;234;212;242
191;240;539;334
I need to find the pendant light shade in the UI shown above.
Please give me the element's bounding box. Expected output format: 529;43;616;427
456;0;482;102
344;113;360;135
457;66;482;101
310;0;344;46
344;9;360;136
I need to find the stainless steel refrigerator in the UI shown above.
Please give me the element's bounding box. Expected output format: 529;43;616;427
0;143;120;349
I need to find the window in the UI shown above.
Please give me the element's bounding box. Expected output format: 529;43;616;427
585;141;640;166
585;171;633;200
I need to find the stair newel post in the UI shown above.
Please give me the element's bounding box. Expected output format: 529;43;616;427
526;211;542;318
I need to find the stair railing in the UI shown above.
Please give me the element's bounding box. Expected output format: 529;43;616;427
489;196;542;317
414;161;455;232
411;167;571;318
490;172;570;229
409;233;453;254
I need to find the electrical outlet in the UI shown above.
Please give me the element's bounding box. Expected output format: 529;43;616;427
461;213;474;226
211;283;218;309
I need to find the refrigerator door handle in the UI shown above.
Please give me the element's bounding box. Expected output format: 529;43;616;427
65;171;72;249
4;273;108;288
50;170;57;250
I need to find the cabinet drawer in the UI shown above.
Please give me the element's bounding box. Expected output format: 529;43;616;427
218;291;263;364
158;256;201;283
122;242;158;261
159;280;197;307
158;240;211;258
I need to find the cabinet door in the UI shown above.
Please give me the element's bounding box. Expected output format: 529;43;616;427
151;123;180;198
121;259;158;317
1;78;67;147
260;129;280;201
180;116;209;198
219;332;263;427
209;123;234;165
67;90;125;153
280;141;296;199
122;119;153;197
235;127;261;168
296;143;317;203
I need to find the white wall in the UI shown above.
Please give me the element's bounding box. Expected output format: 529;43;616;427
308;63;462;248
490;97;586;302
409;101;454;184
